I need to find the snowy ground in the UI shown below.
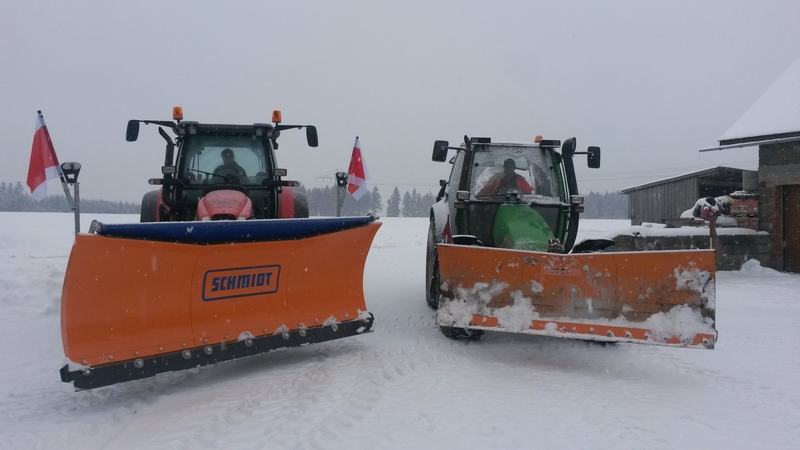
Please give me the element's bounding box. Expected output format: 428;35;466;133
1;213;798;449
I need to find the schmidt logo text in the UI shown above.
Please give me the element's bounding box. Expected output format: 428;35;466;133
202;265;281;301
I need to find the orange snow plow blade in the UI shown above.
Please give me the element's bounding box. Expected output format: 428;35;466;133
60;217;381;390
436;244;716;348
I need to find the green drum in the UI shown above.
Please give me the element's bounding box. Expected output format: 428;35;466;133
492;204;554;251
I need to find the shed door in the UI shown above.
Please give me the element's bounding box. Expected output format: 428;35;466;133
784;184;800;273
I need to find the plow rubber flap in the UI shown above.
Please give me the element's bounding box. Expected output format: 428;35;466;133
61;220;380;389
436;244;716;348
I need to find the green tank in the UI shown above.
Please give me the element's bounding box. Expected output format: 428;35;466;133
492;204;554;252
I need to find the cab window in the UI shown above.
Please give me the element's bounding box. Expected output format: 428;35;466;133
180;134;270;185
470;146;559;200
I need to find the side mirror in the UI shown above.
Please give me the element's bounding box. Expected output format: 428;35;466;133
587;146;601;168
306;126;318;147
126;120;140;142
562;137;576;157
432;140;449;162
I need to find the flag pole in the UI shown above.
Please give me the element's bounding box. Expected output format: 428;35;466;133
55;164;75;211
38;111;80;234
58;162;82;235
335;171;348;217
56;162;81;235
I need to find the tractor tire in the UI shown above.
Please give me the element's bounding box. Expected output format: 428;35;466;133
440;326;484;341
140;190;159;222
294;192;309;218
425;220;441;309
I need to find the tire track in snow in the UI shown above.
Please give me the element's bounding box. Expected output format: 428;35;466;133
94;339;394;449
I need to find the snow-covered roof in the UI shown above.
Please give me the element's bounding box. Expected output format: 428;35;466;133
718;56;800;145
620;166;745;193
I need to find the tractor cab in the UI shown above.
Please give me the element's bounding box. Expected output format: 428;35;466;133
463;141;570;251
172;124;283;221
127;108;316;222
434;137;588;252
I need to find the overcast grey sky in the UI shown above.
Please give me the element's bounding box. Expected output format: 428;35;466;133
2;1;799;203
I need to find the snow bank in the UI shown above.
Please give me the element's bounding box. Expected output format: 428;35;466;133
2;214;799;449
739;258;783;275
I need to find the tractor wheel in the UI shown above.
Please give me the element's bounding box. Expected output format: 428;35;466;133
440;326;484;341
425;220;441;309
140;190;159;222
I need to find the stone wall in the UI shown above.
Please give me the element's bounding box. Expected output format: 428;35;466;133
607;233;771;271
759;185;782;270
758;141;800;270
730;196;759;231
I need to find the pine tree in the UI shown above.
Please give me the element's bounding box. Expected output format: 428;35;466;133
370;186;383;215
0;182;8;211
387;187;401;217
410;189;420;217
400;191;412;217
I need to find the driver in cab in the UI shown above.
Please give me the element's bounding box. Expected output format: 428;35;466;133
477;158;533;195
214;148;247;179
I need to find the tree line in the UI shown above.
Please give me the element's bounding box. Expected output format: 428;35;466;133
0;180;435;217
300;185;436;218
299;185;383;217
1;179;627;219
0;181;140;213
581;191;627;219
386;187;436;218
358;187;625;219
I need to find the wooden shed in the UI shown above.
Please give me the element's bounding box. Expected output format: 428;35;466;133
620;167;744;226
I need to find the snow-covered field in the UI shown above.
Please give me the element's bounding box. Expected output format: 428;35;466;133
1;213;798;449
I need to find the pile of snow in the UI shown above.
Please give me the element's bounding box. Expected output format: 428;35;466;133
739;258;783;275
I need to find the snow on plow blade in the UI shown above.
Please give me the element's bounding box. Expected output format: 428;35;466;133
436;244;716;349
60;217;381;390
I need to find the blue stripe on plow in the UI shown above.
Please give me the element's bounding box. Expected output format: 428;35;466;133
90;216;376;244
